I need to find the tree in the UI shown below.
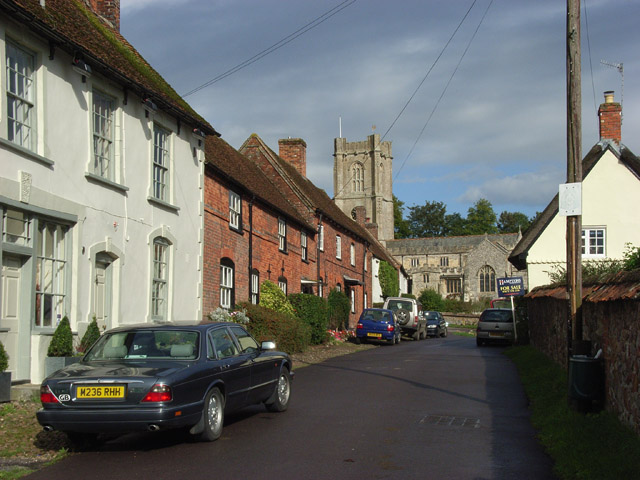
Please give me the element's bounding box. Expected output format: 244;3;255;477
444;212;467;236
393;195;411;239
418;289;445;311
378;260;399;298
497;211;531;233
407;200;448;237
465;199;498;235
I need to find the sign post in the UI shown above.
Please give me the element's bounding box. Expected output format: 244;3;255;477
496;277;525;344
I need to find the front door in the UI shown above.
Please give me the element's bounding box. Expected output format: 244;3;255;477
94;253;113;331
1;255;29;381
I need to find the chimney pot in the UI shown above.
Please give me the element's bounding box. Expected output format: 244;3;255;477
604;90;615;103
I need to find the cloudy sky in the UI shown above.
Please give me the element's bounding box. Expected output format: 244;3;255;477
121;0;638;219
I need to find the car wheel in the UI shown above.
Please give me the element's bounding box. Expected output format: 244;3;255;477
355;337;361;345
394;309;411;325
443;328;448;338
266;368;291;412
200;387;224;442
476;338;483;347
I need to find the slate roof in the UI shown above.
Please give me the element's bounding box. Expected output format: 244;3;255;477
386;233;521;255
509;142;640;270
204;135;314;232
1;0;216;135
239;134;400;268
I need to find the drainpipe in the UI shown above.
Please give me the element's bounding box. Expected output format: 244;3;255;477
248;194;255;302
316;213;323;297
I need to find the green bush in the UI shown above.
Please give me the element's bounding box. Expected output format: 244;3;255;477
379;260;399;298
259;280;296;316
418;289;445;311
79;318;101;353
288;293;329;344
238;302;311;354
327;288;351;330
623;243;640;271
47;316;73;357
0;341;8;373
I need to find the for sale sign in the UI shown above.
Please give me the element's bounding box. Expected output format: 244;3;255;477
497;277;524;297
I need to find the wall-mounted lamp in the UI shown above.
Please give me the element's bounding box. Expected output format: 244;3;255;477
142;97;158;117
192;127;205;147
72;56;92;82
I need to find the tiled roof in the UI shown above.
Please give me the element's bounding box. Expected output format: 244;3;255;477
2;0;216;135
205;135;313;231
508;142;640;270
386;233;520;255
239;134;400;268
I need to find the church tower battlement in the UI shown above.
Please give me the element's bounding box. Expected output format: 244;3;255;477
333;133;394;242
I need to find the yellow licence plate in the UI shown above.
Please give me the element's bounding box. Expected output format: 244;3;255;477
489;332;505;337
76;385;125;399
367;333;382;338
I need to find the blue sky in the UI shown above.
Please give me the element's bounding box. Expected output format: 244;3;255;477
121;0;639;219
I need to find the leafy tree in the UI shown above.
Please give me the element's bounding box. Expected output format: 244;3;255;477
288;293;328;344
498;211;531;233
407;200;448;237
465;199;498;235
444;212;467;236
393;195;412;239
378;260;399;298
623;243;640;271
418;289;445;311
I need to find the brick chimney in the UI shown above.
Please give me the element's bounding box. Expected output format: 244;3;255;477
88;0;120;31
278;138;307;177
598;90;621;144
353;206;366;226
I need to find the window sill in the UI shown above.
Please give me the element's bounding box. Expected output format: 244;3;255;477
85;172;129;192
229;225;244;235
148;196;180;212
0;138;53;167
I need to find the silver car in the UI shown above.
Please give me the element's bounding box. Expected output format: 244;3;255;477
382;297;426;340
476;308;514;346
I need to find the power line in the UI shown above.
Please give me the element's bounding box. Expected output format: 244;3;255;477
395;0;493;180
182;0;356;97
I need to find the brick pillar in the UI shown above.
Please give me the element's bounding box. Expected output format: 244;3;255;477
278;138;307;177
598;91;622;144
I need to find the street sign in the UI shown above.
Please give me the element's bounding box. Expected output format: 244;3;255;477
497;277;524;297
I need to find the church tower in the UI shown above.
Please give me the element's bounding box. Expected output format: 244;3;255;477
333;133;394;242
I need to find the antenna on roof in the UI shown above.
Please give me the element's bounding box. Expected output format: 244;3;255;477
601;59;624;125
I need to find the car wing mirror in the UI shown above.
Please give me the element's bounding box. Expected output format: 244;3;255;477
261;341;276;351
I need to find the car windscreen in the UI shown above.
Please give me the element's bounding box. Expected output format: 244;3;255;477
480;310;513;323
85;330;199;361
424;312;440;320
361;310;392;322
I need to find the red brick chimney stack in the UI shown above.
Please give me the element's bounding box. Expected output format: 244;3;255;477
278;138;307;177
598;90;622;144
88;0;120;31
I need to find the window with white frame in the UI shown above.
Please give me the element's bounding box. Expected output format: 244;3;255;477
229;191;241;231
3;208;31;246
350;289;355;313
278;218;287;252
582;228;605;257
479;265;496;293
151;238;169;321
318;224;324;251
251;269;259;304
301;232;308;261
278;276;287;295
35;222;68;328
92;90;115;181
152;124;170;201
350;243;355;266
336;235;342;259
6;40;36;151
364;292;368;310
220;258;234;309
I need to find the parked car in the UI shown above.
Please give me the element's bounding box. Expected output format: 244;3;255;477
355;308;401;345
37;322;293;445
424;311;448;338
382;297;426;340
476;308;514;346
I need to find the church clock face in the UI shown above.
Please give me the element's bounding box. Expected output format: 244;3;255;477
351;208;357;220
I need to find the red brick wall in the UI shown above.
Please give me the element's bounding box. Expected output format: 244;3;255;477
88;0;120;30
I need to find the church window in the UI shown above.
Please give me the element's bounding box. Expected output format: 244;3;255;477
352;163;364;193
479;265;496;293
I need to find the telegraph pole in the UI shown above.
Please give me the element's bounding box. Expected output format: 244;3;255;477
566;0;582;357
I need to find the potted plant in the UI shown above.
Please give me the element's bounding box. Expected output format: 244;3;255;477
0;340;10;403
45;316;81;377
78;317;101;354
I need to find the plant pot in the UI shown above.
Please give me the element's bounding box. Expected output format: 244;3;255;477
0;371;11;403
45;356;82;378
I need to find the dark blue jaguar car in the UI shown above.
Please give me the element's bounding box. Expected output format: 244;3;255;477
37;322;292;445
355;308;400;345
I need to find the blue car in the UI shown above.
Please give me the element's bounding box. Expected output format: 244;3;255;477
355;308;400;345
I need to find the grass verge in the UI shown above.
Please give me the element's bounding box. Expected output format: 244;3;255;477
505;345;640;480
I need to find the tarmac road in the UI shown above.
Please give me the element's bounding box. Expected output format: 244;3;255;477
26;335;555;480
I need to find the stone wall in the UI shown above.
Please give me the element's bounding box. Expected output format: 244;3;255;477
526;270;640;434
